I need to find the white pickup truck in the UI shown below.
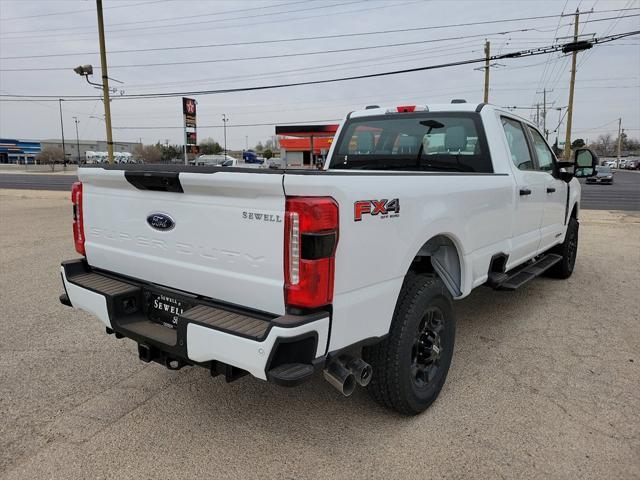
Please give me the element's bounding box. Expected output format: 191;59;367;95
60;102;597;415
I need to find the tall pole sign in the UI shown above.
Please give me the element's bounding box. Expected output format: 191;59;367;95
182;97;198;164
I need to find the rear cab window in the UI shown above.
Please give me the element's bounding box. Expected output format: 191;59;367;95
329;112;493;172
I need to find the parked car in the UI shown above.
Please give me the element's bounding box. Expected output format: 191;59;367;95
192;154;237;166
624;160;638;170
604;160;617;168
242;149;264;164
586;165;614;184
59;103;597;415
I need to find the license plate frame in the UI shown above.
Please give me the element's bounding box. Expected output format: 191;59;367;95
143;289;195;329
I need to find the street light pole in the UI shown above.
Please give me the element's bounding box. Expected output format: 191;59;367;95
222;114;228;156
95;0;114;165
73;116;81;164
58;99;66;167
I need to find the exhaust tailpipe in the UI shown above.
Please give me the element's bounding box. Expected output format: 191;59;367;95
342;356;372;387
323;360;356;396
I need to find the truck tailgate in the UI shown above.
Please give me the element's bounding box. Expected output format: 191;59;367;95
79;167;286;315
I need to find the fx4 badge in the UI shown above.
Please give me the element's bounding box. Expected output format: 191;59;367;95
354;199;400;221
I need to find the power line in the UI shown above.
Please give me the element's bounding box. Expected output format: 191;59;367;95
0;0;310;33
2;30;637;102
0;0;380;40
2;9;639;60
0;30;552;72
532;0;569;109
0;0;172;22
112;119;343;130
3;17;639;73
0;30;543;73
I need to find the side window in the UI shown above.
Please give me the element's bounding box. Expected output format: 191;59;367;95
527;126;555;172
501;117;534;171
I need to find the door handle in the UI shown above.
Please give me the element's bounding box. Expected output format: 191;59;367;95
546;187;556;193
519;188;532;196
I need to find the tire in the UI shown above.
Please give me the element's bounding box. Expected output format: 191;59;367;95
547;216;579;279
363;274;455;415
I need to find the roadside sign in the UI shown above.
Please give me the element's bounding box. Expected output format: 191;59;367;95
183;97;196;128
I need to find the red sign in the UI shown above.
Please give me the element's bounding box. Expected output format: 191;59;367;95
182;97;196;128
186;131;197;145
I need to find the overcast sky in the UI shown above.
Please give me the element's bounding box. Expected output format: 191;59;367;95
0;0;638;150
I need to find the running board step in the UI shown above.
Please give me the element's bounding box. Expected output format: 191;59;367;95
267;363;314;387
489;254;562;291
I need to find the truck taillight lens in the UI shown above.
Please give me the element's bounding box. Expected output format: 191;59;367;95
284;197;338;309
71;181;85;256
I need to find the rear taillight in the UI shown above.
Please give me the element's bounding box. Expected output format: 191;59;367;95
284;197;338;309
71;181;85;256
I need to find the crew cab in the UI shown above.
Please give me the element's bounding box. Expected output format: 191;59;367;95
59;102;597;415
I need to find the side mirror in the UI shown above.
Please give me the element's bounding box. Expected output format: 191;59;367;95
574;148;598;177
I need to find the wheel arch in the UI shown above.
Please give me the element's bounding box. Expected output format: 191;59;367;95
571;201;579;220
406;234;464;298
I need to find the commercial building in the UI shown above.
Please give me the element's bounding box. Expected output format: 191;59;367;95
0;139;41;164
276;125;338;167
0;138;141;164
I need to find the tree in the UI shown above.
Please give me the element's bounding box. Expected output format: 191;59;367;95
159;143;181;162
199;138;222;155
571;138;585;149
263;149;273;159
255;142;264;153
592;133;613;156
37;146;65;171
615;132;640;153
133;144;162;163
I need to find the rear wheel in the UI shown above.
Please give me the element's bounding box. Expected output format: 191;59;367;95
363;274;455;415
547;216;579;279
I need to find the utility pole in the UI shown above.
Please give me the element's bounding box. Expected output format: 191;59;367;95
616;117;622;167
563;9;580;160
96;0;114;165
183;124;187;165
542;89;547;139
58;99;66;167
535;104;540;127
483;40;490;103
73;116;81;164
222;114;228;156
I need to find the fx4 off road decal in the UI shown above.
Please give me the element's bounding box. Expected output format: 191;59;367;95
354;199;400;221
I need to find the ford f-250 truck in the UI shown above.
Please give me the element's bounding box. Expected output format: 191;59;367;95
59;102;597;415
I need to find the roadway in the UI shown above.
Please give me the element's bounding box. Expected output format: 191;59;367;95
579;170;640;211
0;173;77;191
0;170;638;210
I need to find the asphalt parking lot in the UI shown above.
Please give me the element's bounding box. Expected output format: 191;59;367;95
1;189;639;479
0;168;639;211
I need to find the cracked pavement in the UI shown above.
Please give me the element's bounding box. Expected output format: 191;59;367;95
1;189;638;479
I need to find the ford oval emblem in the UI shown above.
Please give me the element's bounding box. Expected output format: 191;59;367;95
147;213;175;231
